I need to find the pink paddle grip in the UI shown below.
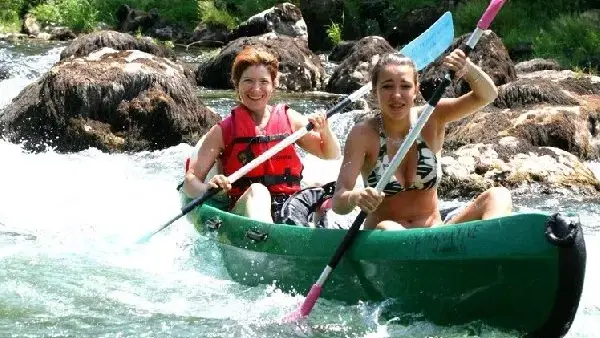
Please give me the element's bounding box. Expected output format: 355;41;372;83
281;284;323;322
478;0;507;29
299;284;322;316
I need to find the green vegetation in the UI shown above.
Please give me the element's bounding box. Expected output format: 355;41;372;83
30;0;98;32
326;21;342;46
533;15;600;73
0;0;24;32
454;0;598;69
197;0;236;29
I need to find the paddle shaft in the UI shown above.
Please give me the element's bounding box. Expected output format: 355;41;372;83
295;0;507;318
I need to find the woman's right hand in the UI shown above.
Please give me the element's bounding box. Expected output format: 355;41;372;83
349;187;385;213
207;174;232;192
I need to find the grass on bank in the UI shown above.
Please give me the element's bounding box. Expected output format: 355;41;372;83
0;0;23;33
453;0;599;70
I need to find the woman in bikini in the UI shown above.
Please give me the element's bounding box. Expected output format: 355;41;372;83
331;49;513;230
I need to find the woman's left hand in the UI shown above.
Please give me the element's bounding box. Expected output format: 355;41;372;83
443;48;469;79
307;110;329;133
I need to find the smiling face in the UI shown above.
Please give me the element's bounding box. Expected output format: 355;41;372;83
231;47;279;115
374;64;417;121
236;64;274;114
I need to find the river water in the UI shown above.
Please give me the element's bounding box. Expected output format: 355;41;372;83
1;40;599;337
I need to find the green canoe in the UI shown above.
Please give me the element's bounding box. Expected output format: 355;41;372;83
186;200;586;337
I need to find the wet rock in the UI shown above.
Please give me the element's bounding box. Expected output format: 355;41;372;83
60;30;174;60
116;5;159;34
443;70;600;160
329;41;356;63
439;142;600;198
420;30;516;101
22;13;40;36
0;48;220;153
115;5;189;42
298;0;343;51
515;58;562;73
325;36;395;94
197;34;324;91
229;3;308;43
494;78;579;109
48;26;77;41
191;22;230;47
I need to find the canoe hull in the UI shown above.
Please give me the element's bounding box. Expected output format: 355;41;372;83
188;203;586;337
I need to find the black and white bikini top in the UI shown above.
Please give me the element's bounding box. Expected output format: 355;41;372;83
366;111;441;195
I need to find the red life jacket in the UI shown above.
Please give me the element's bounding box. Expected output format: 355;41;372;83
219;104;303;201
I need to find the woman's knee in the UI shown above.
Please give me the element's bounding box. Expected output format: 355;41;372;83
245;183;270;199
482;186;513;210
376;220;406;230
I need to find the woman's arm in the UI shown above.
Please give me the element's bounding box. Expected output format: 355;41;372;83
182;124;225;198
288;108;341;160
332;125;366;215
333;122;386;214
433;57;499;125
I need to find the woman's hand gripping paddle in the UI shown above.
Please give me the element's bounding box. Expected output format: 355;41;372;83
284;0;508;322
136;12;455;245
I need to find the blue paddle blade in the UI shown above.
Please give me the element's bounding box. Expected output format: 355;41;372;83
400;11;454;71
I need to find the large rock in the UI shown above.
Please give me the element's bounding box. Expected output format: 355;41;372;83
21;13;40;36
515;58;562;74
116;5;159;33
444;71;600;160
191;22;230;47
325;36;395;94
0;48;220;153
419;30;516;101
298;0;343;51
196;34;324;91
439;142;600;198
328;41;356;62
494;78;579;109
60;30;174;60
229;3;308;42
114;5;188;41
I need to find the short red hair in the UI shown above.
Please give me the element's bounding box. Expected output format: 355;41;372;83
231;46;279;87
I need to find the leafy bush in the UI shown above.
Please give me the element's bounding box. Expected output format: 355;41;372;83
197;0;237;29
30;1;61;26
326;21;342;46
0;0;24;31
30;0;98;32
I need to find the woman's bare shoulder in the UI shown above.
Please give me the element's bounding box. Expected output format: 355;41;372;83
351;115;379;137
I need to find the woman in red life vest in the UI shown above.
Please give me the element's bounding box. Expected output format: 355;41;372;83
183;47;341;224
